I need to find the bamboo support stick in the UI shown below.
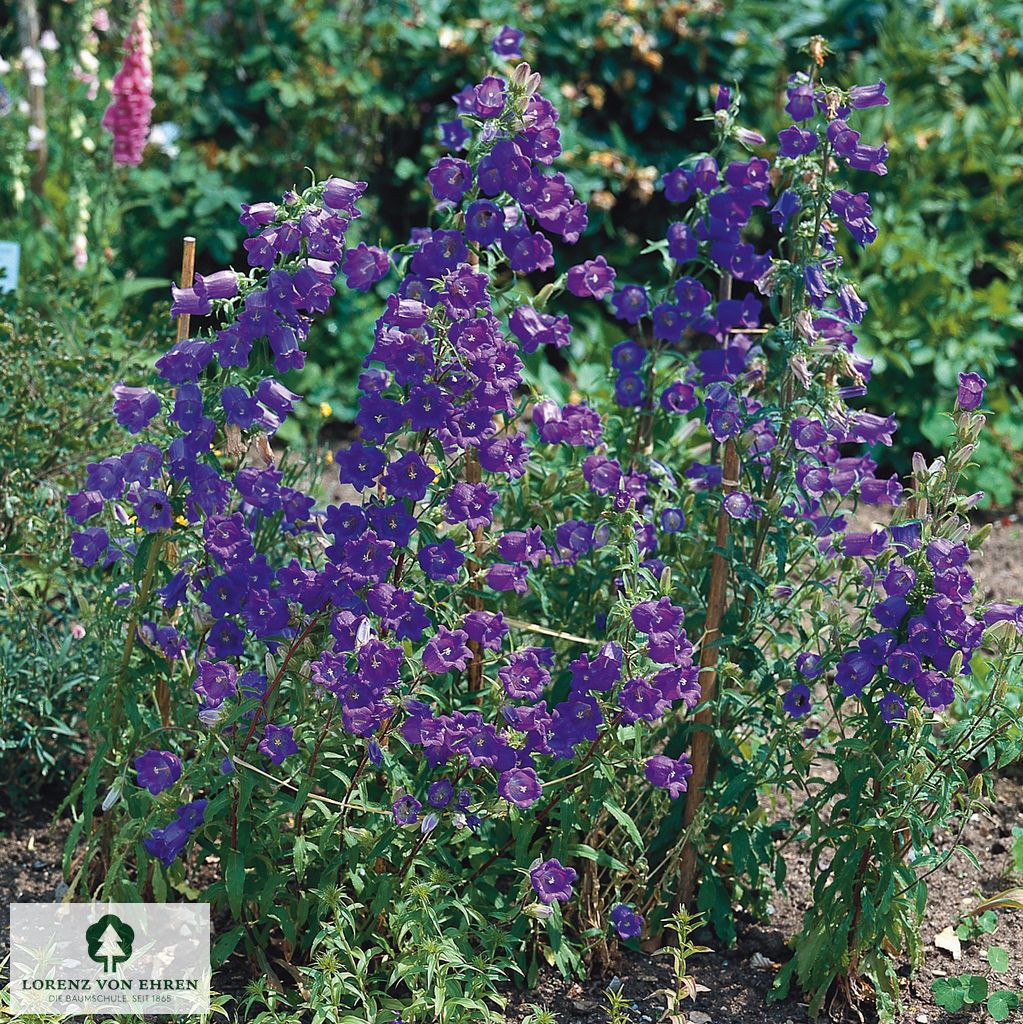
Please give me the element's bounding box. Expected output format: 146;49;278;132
672;273;737;912
465;447;486;694
175;236;197;341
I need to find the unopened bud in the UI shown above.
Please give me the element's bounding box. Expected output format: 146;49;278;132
101;786;121;812
949;444;976;472
511;62;532;87
524;902;554;920
949;650;963;678
659;565;672;595
969;775;985;802
907;706;924;732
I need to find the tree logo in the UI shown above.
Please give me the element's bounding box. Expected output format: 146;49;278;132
85;914;135;973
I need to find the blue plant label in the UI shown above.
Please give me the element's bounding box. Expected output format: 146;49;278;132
0;240;20;293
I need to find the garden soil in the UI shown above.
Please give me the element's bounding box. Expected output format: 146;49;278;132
3;519;1022;1023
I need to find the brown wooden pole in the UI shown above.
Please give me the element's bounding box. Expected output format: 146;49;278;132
673;273;738;911
155;236;196;727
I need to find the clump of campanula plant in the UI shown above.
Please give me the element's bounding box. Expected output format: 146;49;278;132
555;39;1019;1021
65;39;707;1023
65;30;1021;1024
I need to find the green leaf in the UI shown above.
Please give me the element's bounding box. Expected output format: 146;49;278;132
931;977;965;1012
987;990;1020;1022
986;946;1010;973
964;974;988;1004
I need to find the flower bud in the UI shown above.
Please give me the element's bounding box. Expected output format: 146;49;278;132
949;444;976;472
511;62;533;87
101;786;121;812
969;775;985;803
659;566;672;595
524;902;554;920
907;706;924;732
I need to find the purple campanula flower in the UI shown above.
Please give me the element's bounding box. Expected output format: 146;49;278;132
422;628;472;675
491;24;524;59
498;767;542;808
611;285;649;324
914;671;955;710
71;527;110;566
723;491;760;520
381;451;435;502
193;270;238;300
849;80;889;108
445;482;499;530
418;540;466;583
427;157;473;203
465;199;505;245
322;176;367;212
879;692;906;724
883;564;916;598
170;285;212;317
134;488;173;531
427;779;454;808
341;243;389;292
609;904;644;940
614;373;645;408
956;372;986;411
803;263;831;307
112;384;160;434
439;118;471;150
134;749;182;795
782;683;811;719
771;190;801;229
644;753;693;798
778;125;818;158
259;723;298;766
667;221;698;263
566;256;616;300
796;652;822;678
619;677;670;722
392;794;421;826
887;648;921;684
336;442;386;491
661;380;697;414
692;155;718;193
841;530;888;558
662;166;694;202
504;228;554;273
660;507;686;533
85;457;125;500
785;79;815;121
529;857;577;904
143;799;207;866
674;276;711;314
193;660;238;706
473;75;506;118
155;339;214;384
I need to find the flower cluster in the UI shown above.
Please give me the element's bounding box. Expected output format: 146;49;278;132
101;3;154;167
69;48;702;928
794;374;992;725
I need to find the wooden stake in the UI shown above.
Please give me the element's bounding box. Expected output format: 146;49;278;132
465;447;486;695
175;236;197;341
673;273;737;912
155;236;195;728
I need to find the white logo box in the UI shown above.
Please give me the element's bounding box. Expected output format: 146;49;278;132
9;903;211;1016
